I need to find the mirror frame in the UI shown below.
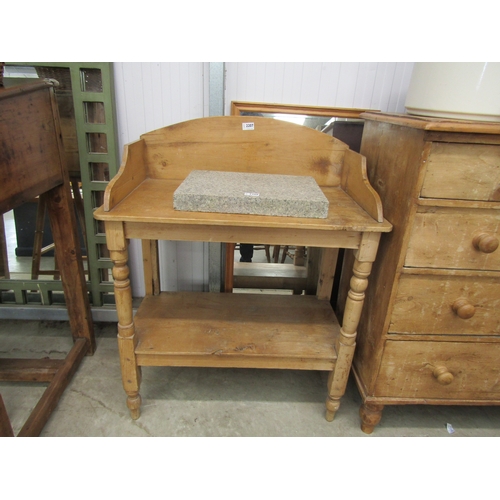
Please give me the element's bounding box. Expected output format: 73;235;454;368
230;100;372;119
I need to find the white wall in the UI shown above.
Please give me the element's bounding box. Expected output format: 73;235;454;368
113;62;210;296
225;62;414;114
112;62;415;296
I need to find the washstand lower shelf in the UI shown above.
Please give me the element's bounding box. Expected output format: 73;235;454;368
133;292;339;371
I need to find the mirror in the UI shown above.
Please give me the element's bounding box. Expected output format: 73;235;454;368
226;101;378;294
241;112;365;152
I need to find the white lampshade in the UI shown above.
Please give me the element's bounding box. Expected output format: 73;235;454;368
405;62;500;122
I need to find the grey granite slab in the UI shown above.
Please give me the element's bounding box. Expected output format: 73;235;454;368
173;170;329;218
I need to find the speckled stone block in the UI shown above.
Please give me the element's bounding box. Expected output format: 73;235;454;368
173;170;329;218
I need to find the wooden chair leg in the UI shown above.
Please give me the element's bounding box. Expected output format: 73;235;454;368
53;247;60;280
70;178;90;277
0;215;9;279
31;195;47;280
264;245;271;263
70;179;87;247
31;194;61;280
272;245;281;263
280;246;289;263
32;182;87;281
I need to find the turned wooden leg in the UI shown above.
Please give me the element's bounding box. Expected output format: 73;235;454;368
360;403;384;434
126;392;142;421
326;256;373;421
325;377;341;422
108;223;142;420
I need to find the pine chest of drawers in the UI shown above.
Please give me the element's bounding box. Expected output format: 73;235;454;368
340;112;500;433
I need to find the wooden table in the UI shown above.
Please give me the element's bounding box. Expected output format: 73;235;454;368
0;80;95;436
94;116;392;422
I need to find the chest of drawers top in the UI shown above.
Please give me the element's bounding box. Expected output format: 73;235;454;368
359;112;500;251
360;111;500;134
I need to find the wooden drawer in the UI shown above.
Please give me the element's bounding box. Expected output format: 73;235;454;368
375;340;500;399
421;142;500;202
405;207;500;270
389;273;500;335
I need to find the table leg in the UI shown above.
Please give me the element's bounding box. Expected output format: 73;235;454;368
107;223;142;420
325;232;381;421
325;256;373;421
46;183;95;353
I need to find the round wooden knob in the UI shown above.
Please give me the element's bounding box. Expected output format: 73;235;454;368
432;365;454;385
473;232;499;254
452;298;476;319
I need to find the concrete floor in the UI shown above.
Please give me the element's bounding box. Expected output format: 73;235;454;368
1;318;500;437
